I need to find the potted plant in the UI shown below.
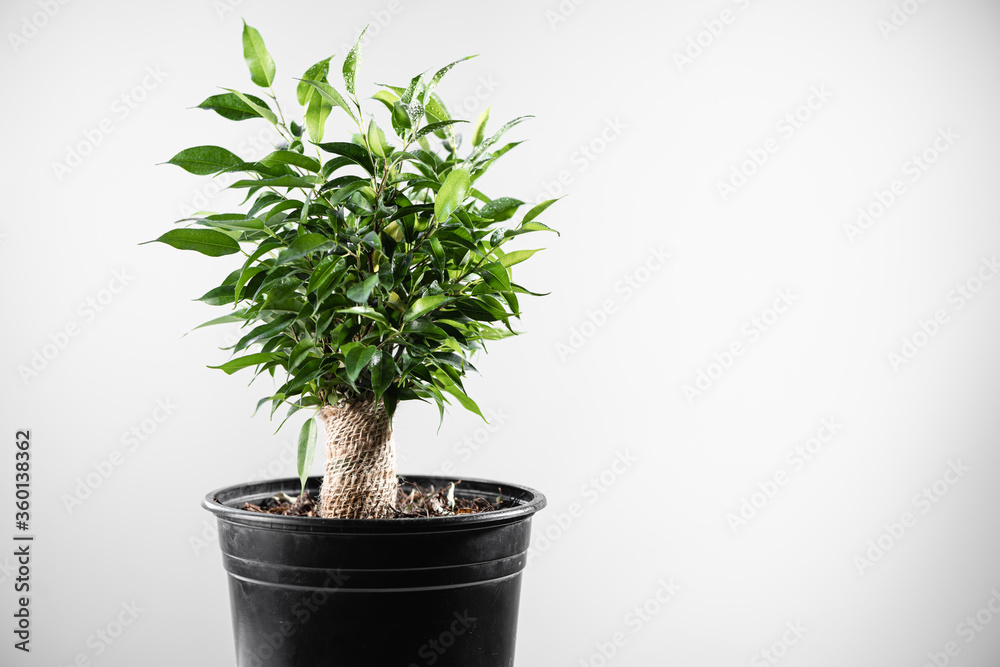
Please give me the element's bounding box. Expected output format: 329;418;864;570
146;22;558;666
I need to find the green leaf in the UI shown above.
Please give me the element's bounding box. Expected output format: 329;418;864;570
423;56;477;103
472;107;490;146
209;352;281;375
317;141;374;174
305;94;332;144
298;80;356;121
297;417;318;493
260;150;321;173
165;146;243;175
499;248;543;268
347;274;379;303
369;349;396;403
197;285;236;306
275;233;334;265
337;306;389;326
403;295;453;322
470;115;533;162
435;372;486;420
415;120;467;140
367;118;389;158
197;92;273;122
522;197;561;224
342;342;377;383
191;312;246;331
144;229;240;257
434;167;471;222
342;27;367;95
220;88;279;124
480;197;524;222
297;57;332;105
242;21;276;87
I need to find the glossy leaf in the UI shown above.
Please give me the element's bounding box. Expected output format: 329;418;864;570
296;416;317;493
146;228;240;256
342;27;367;95
166;146;243;175
297;57;332;105
209;352;281;375
472;107;490;146
198;92;273;121
434;167;471;222
242;21;276;87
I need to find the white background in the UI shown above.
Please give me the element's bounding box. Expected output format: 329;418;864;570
2;0;1000;665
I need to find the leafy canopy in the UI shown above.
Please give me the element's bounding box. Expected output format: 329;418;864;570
148;23;558;439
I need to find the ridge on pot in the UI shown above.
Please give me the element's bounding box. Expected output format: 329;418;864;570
204;475;546;667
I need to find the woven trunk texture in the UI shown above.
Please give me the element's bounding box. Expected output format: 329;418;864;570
318;400;397;519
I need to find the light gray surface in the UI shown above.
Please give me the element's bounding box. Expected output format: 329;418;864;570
3;0;1000;665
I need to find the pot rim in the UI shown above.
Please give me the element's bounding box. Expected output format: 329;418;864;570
203;474;546;533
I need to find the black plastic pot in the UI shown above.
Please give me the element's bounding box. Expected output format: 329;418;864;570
202;475;546;667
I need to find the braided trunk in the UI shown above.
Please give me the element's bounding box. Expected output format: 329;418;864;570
318;400;398;519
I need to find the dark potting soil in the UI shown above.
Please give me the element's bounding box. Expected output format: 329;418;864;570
240;480;508;518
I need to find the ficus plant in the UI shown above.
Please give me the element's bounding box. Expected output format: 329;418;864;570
146;22;558;519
